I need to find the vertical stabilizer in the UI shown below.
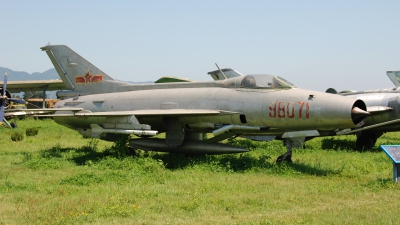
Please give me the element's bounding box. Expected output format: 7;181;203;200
387;71;400;87
41;45;124;94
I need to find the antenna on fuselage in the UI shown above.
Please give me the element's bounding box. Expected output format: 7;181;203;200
215;63;227;80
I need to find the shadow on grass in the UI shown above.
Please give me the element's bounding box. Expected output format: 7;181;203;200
321;138;356;150
33;142;341;176
287;162;341;176
152;153;273;172
151;153;340;176
320;138;380;152
30;141;128;166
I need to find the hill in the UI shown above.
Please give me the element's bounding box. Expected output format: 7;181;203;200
0;67;59;81
0;67;155;84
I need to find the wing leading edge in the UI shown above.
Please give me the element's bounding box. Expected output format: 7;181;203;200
0;80;66;93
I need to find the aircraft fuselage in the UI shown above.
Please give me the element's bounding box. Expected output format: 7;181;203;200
53;86;365;136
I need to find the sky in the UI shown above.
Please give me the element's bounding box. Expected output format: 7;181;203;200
1;0;400;92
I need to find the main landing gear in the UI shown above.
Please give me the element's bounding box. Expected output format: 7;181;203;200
355;132;383;150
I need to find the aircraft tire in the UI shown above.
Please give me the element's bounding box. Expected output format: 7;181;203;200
276;154;292;163
10;122;17;128
127;147;136;156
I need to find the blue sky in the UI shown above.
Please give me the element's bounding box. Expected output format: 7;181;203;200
1;0;400;91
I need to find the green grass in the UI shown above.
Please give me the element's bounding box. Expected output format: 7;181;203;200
1;118;400;224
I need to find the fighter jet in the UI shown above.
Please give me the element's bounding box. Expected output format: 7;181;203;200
3;45;371;162
327;71;400;150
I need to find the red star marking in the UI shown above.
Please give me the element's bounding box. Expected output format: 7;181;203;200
84;71;93;83
75;70;103;84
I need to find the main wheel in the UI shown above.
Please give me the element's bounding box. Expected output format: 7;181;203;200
355;132;382;150
10;122;18;128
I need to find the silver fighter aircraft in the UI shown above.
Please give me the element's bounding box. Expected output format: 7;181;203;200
328;71;400;149
4;45;371;162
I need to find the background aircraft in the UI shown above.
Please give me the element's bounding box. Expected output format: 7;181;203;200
4;45;372;163
0;73;29;127
0;71;68;127
0;79;65;93
327;71;400;149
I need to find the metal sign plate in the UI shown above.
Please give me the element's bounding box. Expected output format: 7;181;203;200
380;145;400;164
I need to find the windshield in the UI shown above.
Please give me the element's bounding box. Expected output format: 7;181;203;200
207;68;243;81
240;74;296;89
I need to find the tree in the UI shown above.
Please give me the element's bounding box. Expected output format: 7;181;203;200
22;91;47;100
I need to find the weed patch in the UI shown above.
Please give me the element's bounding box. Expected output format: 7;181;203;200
98;192;140;218
11;129;24;142
26;127;39;136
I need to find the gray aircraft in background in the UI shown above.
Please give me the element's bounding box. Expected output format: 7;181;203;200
3;45;372;162
327;71;400;150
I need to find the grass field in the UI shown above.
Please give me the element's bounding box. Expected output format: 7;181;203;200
1;118;399;224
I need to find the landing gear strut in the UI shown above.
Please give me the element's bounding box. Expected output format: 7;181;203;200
276;137;305;163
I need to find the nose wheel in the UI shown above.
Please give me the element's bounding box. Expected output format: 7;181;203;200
276;139;293;163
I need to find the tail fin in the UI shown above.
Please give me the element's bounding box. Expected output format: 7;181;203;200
41;45;125;95
386;71;400;87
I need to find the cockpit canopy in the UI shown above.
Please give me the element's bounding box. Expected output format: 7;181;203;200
221;74;296;89
241;74;296;89
207;68;296;89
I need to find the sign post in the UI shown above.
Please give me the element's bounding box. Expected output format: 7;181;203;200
380;145;400;182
